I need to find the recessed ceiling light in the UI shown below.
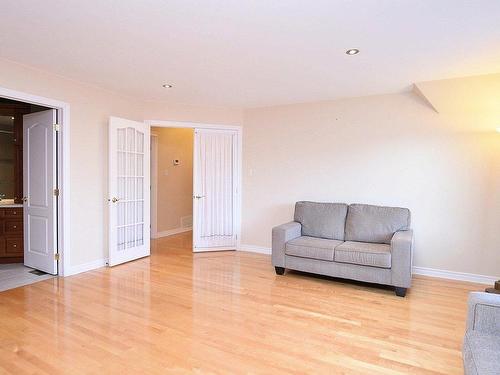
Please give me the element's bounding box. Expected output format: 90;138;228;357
162;84;173;89
346;48;360;55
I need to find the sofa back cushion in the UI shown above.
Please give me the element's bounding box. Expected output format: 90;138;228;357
345;204;411;244
294;201;348;240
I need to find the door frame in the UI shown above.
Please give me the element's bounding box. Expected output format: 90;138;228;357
0;86;71;276
150;133;158;239
145;120;242;250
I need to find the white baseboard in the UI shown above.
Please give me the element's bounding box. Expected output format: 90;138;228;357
65;258;108;276
238;244;498;285
238;244;272;254
412;266;497;285
153;227;192;239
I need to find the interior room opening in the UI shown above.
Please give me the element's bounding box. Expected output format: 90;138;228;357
150;127;194;250
0;97;58;291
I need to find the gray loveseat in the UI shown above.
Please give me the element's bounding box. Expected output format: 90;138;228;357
272;201;413;297
463;292;500;375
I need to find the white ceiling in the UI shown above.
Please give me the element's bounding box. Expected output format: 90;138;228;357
1;1;499;108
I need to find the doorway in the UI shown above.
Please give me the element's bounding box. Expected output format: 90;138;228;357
0;86;70;286
0;99;61;289
150;127;194;241
149;122;242;253
108;118;241;266
150;127;194;254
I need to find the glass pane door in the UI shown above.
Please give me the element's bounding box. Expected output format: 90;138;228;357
116;127;145;251
109;117;150;266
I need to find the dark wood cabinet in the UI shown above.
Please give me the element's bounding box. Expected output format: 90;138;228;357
0;99;47;264
0;207;23;263
0;102;29;204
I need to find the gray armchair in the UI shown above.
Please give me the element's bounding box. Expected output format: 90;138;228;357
463;292;500;375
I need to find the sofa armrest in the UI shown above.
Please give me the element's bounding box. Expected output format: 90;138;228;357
466;292;500;334
272;221;302;267
390;229;413;288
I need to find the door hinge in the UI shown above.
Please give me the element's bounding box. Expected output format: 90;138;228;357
54;253;60;261
53;188;60;196
53;123;60;132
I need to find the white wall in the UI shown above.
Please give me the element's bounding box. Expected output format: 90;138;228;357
2;56;498;279
242;92;500;277
0;58;242;270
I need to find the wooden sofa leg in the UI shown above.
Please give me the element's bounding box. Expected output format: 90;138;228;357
275;267;285;275
395;287;407;297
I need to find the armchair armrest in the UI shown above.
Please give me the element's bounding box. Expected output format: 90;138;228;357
390;229;413;288
466;292;500;334
272;221;302;267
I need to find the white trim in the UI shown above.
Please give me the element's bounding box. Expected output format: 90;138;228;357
235;128;242;251
0;86;71;277
193;246;236;252
153;227;192;239
145;120;241;131
238;244;272;254
65;258;108;276
150;134;158;239
146;119;242;253
412;266;498;285
237;244;498;285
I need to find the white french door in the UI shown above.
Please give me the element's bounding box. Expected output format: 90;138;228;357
108;117;150;266
23;109;58;275
193;129;238;251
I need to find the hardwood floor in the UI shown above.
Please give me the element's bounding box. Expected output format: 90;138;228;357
0;231;484;374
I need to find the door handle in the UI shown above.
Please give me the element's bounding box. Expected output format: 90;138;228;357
108;197;121;203
22;196;28;203
193;195;205;199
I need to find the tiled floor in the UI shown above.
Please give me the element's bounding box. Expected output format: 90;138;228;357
0;263;55;292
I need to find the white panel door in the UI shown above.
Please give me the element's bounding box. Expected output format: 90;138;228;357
108;117;150;266
193;129;237;251
23;109;58;274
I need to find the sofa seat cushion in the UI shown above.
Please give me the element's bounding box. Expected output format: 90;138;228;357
285;236;342;261
334;241;391;268
463;331;500;375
